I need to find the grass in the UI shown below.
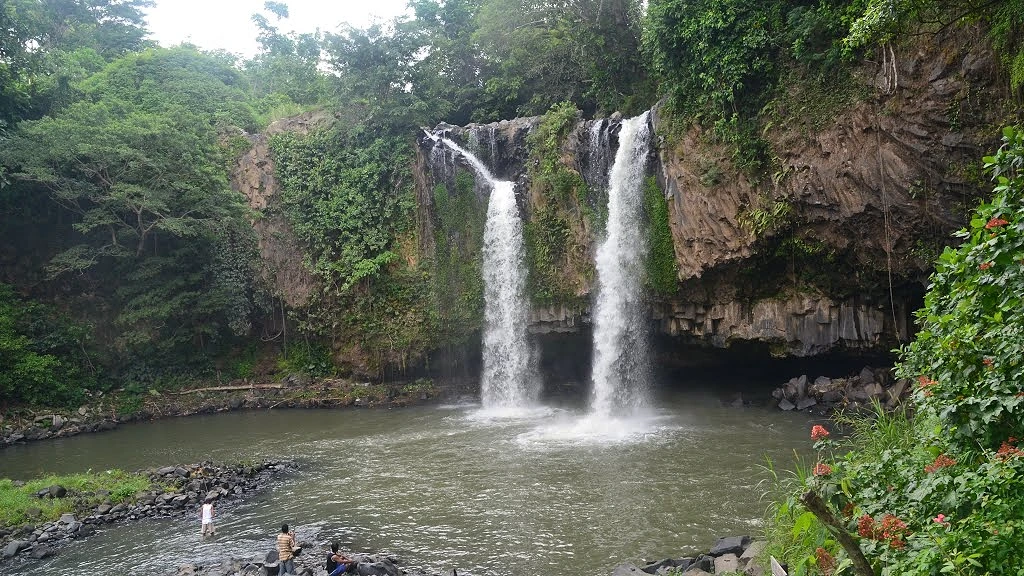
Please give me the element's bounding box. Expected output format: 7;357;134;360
0;470;155;528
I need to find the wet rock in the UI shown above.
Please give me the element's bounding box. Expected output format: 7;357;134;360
3;540;28;558
709;536;749;556
641;559;675;574
49;485;68;498
778;399;796;411
157;466;177;476
859;366;875;384
29;545;54;559
688;555;714;572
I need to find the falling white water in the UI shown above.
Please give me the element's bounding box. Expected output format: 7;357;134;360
429;133;538;410
590;112;652;418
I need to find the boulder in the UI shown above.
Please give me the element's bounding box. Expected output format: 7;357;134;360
859;366;875;384
49;485;68;498
688;555;714;572
157;466;177;476
796;397;817;410
740;541;765;563
809;376;832;397
59;513;77;524
29;545;53;559
777;399;796;411
863;382;885;400
709;536;750;556
3;540;27;559
96;504;113;515
25;507;42;518
715;553;740;573
641;559;675;574
355;560;402;576
52;415;66;430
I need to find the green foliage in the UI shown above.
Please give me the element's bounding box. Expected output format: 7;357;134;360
0;469;155;528
276;342;334;378
523;102;591;305
772;130;1024;575
898;126;1024;453
244;3;328;107
270;127;413;293
643;177;678;296
738;193;792;237
0;284;93;407
431;172;486;341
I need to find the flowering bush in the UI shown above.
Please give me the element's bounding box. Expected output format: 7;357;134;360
767;129;1024;576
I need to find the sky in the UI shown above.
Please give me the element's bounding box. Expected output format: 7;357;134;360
145;0;411;58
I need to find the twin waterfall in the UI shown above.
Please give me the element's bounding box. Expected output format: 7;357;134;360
430;135;539;409
590;113;651;417
429;113;652;415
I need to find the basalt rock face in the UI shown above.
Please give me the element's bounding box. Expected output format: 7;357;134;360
239;27;1005;364
418;26;1004;357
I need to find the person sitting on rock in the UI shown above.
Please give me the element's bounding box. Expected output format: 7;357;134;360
325;541;357;575
276;524;297;575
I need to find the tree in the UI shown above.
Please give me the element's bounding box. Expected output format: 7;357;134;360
0;47;259;364
244;1;327;107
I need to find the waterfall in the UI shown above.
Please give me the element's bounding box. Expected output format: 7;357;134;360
427;132;538;409
589;113;652;418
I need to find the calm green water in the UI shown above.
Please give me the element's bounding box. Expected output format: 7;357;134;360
4;391;814;576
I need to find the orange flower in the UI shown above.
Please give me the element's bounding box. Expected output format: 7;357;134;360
813;463;833;476
925;454;957;473
811;425;830;441
985;217;1009;229
980;262;993;270
816;547;837;574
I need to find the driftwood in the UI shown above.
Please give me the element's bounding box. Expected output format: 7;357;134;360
800;490;876;576
174;384;284;395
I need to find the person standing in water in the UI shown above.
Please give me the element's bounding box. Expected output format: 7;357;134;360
199;497;216;536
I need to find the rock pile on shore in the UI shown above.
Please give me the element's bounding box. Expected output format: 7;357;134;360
772;366;911;413
0;460;297;563
174;550;426;576
617;536;765;576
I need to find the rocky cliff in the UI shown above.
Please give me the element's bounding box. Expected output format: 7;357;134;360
235;25;1009;369
417;25;1007;357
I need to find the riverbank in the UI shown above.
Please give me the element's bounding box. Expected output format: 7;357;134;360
0;460;297;563
0;376;448;449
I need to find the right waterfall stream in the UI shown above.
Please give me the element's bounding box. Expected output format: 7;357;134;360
590;112;652;418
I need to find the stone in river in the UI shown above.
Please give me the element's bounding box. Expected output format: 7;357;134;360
29;545;53;559
157;466;176;476
641;559;675;574
777;398;796;411
709;535;750;556
3;540;27;559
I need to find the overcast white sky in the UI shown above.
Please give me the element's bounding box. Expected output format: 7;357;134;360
145;0;410;58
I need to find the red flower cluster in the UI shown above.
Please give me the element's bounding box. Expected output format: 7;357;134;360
880;514;908;549
924;454;957;473
980;262;993;270
917;375;938;397
985;217;1009;229
816;547;837;575
857;514;876;538
982;357;994;368
813;462;833;476
811;424;830;441
996;438;1024;461
857;514;908;549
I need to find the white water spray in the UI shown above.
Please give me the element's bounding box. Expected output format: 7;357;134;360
428;132;538;410
589;113;652;418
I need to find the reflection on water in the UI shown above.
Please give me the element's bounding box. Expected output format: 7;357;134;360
5;391;814;576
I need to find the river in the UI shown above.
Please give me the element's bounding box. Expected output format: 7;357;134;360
4;390;815;576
